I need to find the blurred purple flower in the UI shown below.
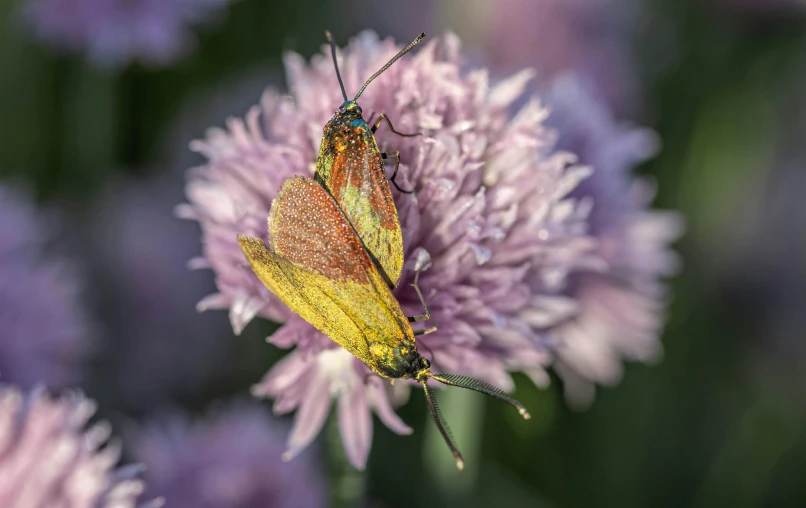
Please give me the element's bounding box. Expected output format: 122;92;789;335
0;184;90;390
23;0;230;69
131;401;325;507
180;31;601;468
0;384;152;507
544;76;683;406
485;0;642;114
81;175;234;411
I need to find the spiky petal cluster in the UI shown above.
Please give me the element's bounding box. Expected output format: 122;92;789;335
0;184;89;390
545;76;683;406
23;0;230;68
180;31;644;468
0;384;151;507
131;402;325;507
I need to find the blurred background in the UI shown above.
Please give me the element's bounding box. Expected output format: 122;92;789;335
1;0;805;506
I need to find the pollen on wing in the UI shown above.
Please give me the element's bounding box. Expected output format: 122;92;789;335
270;178;372;284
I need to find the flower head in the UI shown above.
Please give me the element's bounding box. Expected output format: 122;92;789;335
0;384;151;507
131;402;325;507
0;184;89;390
179;32;670;467
23;0;230;69
544;76;683;406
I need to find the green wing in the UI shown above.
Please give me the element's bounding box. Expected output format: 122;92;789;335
314;125;404;287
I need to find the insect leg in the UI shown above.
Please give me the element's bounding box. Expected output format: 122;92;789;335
408;264;438;337
371;113;420;137
408;265;430;323
381;151;414;194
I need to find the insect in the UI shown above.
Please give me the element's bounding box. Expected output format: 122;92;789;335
313;31;426;288
238;176;531;470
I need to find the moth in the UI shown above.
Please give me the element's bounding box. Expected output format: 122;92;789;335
238;176;530;470
314;31;425;288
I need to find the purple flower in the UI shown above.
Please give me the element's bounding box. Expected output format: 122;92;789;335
130;402;326;507
544;76;683;406
0;184;90;390
180;31;600;468
0;384;152;507
484;0;642;114
23;0;230;69
82;175;234;411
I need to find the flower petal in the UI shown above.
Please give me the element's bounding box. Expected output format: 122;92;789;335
368;382;412;436
337;383;373;470
283;374;331;461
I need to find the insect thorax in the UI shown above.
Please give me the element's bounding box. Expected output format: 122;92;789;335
367;341;428;379
321;102;373;152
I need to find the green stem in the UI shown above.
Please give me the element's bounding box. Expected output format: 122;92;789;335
327;415;367;508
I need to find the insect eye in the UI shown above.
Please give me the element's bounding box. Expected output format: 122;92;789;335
338;105;346;114
423;358;431;368
355;106;362;115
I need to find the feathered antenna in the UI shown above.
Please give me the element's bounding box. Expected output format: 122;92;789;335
421;378;464;471
418;369;530;470
430;373;531;419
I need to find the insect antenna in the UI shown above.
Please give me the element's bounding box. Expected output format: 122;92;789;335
325;31;348;101
353;32;427;101
421;378;464;471
430;373;531;420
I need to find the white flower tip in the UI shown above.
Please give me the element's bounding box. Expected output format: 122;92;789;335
229;294;263;335
116;463;147;478
188;139;205;153
187;257;210;271
174;203;196;220
142;497;166;508
249;384;267;398
281;449;297;462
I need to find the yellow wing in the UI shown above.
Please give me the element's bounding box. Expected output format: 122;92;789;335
238;177;414;364
238;236;367;361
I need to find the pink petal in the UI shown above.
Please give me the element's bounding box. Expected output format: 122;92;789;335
283;375;331;461
251;351;310;397
337;385;372;470
228;292;264;335
368;382;412;436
